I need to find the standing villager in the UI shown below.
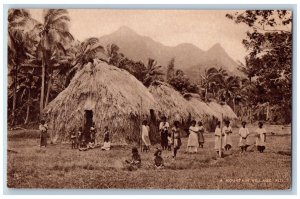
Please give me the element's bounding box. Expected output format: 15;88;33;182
141;120;151;152
159;116;170;150
90;122;97;145
223;120;233;151
214;121;224;155
171;120;181;159
256;122;267;153
101;126;111;151
238;121;250;153
187;120;199;153
39;120;48;147
70;131;77;149
197;121;205;148
154;149;164;169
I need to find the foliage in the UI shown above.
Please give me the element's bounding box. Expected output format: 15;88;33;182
226;10;292;123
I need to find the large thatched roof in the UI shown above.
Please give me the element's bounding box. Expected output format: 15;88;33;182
45;60;158;143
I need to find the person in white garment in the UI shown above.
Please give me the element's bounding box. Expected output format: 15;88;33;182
214;121;224;155
223;120;233;151
187;120;199;153
256;122;267;153
238;121;250;153
141;120;151;152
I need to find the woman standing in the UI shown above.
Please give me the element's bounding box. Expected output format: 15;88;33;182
187;120;199;153
101;126;111;151
197;121;205;148
159;116;169;150
223;120;233;151
39;120;48;147
256;122;267;153
141;120;151;152
214;121;224;155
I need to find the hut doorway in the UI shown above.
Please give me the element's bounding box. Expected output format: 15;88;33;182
84;110;93;142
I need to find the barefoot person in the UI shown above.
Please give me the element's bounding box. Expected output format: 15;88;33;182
101;126;111;151
141;120;151;152
39;120;48;147
214;121;224;156
159;116;169;150
256;122;267;153
154;149;164;169
197;121;205;148
223;120;233;151
187;120;199;153
171;120;182;159
238;121;250;153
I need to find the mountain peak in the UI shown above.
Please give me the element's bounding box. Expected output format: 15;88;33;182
116;26;137;35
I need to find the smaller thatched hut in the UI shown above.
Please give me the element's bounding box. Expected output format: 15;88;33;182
45;60;158;144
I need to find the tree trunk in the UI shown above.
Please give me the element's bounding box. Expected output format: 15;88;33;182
40;56;45;116
24;88;31;125
205;87;208;102
45;75;51;106
12;64;18;125
233;98;236;113
266;102;270;121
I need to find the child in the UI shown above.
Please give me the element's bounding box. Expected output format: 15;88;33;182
141;120;151;152
223;120;233;151
154;149;164;169
214;121;224;156
172;120;181;159
101;126;111;151
70;131;77;149
78;127;87;151
197;121;205;148
159;116;170;150
238;121;250;153
187;120;199;153
125;147;141;168
90;122;97;144
39;120;48;147
256;122;267;153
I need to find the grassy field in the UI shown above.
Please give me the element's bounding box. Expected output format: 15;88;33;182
7;124;291;189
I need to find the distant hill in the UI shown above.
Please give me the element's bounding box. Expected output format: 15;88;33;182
98;26;243;82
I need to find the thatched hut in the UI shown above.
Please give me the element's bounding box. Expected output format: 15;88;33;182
45;60;158;144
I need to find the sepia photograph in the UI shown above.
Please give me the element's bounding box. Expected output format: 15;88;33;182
6;8;292;190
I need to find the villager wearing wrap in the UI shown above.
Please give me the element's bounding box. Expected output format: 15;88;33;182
141;120;151;152
39;120;48;147
101;126;111;151
256;122;267;153
223;120;233;151
197;121;205;148
159;116;170;150
187;120;199;153
238;121;250;153
171;120;182;159
214;121;225;155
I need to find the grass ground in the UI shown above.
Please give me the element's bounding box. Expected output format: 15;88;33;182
7;124;291;189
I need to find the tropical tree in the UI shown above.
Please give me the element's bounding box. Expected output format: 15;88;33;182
106;43;124;66
142;58;164;87
8;9;35;124
166;58;175;82
35;9;74;113
217;75;240;110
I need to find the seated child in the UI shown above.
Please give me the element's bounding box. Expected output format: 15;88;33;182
125;147;141;167
154;149;164;169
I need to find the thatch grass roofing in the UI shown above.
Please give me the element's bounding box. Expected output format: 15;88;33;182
45;60;158;143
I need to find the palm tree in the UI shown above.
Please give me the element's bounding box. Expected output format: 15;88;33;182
35;9;74;113
106;43;124;66
217;75;240;111
66;37;105;83
142;58;164;87
8;9;33;124
201;67;223;102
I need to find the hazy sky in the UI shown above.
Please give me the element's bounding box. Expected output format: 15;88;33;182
29;9;251;62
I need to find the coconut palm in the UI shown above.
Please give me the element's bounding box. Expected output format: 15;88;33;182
106;43;124;66
218;75;240;111
35;9;74;113
8;9;34;124
142;58;164;87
